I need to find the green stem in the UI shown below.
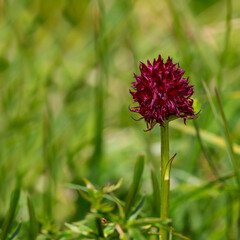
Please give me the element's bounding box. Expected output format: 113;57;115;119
160;121;170;240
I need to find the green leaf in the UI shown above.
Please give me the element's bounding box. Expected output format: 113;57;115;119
103;178;123;193
98;203;115;213
110;194;125;219
9;221;22;240
66;183;117;203
124;154;145;219
65;222;94;236
193;119;219;178
171;231;191;240
103;223;115;237
129;196;145;221
83;178;98;199
202;81;240;184
65;222;82;233
171;172;235;210
129;217;171;226
27;193;39;240
163;154;177;181
150;164;160;217
78;188;93;203
215;88;240;187
149;229;190;240
1;188;21;240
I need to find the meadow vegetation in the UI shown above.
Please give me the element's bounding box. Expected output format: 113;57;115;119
0;0;240;239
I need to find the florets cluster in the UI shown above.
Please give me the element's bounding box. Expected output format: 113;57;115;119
129;55;197;131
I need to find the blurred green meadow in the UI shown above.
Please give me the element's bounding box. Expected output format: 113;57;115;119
0;0;240;239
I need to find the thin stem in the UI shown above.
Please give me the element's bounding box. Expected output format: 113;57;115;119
217;0;232;87
160;121;170;240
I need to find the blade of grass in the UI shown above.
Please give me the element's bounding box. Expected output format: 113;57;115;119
149;227;190;240
1;188;21;240
171;120;240;155
171;172;235;210
193;119;219;178
27;194;39;240
215;88;240;239
202;80;240;182
129;217;171;226
110;193;125;219
215;88;240;187
125;154;145;219
89;0;108;182
9;221;22;240
217;0;232;87
202;80;221;124
129;195;145;220
43;102;54;218
151;164;160;217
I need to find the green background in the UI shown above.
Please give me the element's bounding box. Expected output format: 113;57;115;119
0;0;240;239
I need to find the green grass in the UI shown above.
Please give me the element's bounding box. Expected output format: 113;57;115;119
0;0;240;239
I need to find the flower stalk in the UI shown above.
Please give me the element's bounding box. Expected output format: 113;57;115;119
160;121;170;240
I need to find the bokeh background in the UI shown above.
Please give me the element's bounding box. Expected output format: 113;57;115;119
0;0;240;239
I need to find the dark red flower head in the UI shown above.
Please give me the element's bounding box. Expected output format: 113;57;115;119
129;55;197;131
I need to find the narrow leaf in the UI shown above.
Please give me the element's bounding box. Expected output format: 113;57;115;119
151;164;160;217
129;195;145;220
171;121;240;155
9;221;22;240
202;80;221;124
193;119;219;178
103;178;123;193
149;227;190;240
124;154;145;219
65;222;94;235
64;222;81;233
82;178;97;198
163;154;177;180
215;88;240;187
129;217;171;226
110;194;125;219
1;188;21;240
171;172;235;210
27;194;39;239
78;188;93;203
66;183;118;203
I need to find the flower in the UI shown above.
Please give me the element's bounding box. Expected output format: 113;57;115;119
129;54;197;131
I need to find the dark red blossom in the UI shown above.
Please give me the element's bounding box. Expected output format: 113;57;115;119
129;55;197;131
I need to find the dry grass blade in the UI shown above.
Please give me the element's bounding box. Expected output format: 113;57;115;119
171;121;240;155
